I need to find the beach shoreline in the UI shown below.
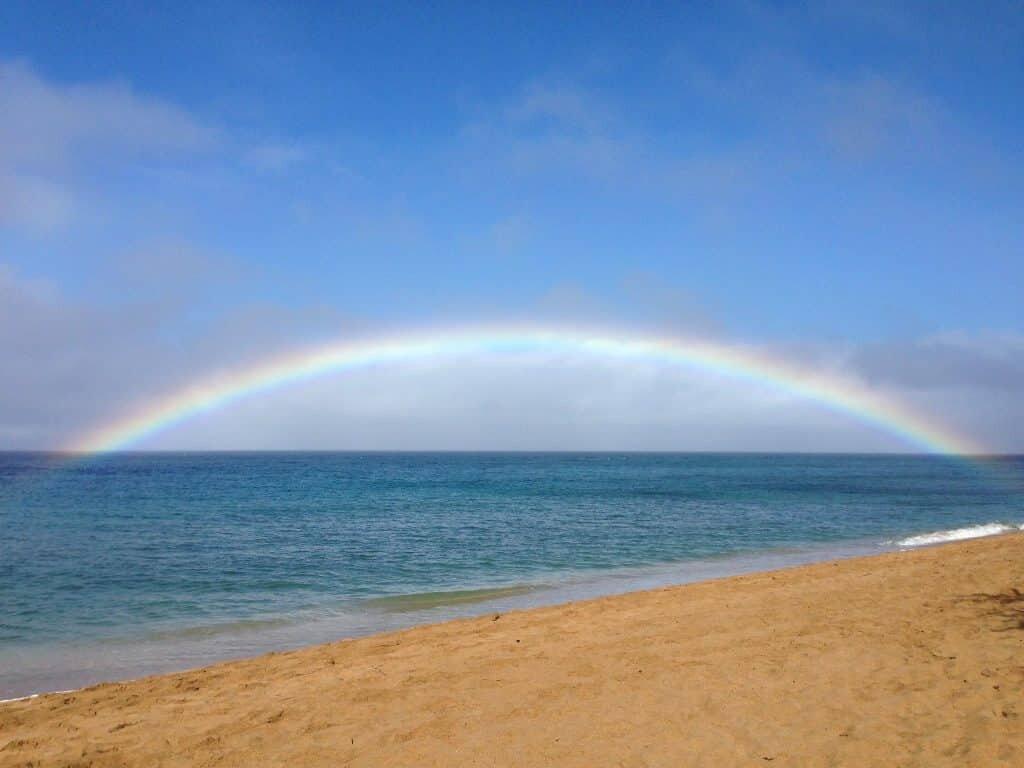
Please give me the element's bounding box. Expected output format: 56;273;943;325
3;532;1023;766
7;522;1020;702
0;533;901;701
7;451;1021;704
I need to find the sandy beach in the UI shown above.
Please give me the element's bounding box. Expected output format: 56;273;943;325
2;533;1022;767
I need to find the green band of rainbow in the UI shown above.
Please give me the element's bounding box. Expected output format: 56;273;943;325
66;326;985;455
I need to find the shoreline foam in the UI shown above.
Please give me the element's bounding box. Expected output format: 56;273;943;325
893;521;1024;547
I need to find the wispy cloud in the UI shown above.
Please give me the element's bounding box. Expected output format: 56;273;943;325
0;59;218;233
0;262;363;447
0;59;216;169
669;40;1006;178
460;80;632;181
242;142;308;173
503;81;613;133
822;75;941;161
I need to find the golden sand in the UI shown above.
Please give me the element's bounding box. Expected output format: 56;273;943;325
2;534;1022;767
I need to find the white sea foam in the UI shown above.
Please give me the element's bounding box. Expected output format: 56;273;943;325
894;522;1024;548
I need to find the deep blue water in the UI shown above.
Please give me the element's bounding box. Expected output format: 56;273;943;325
1;452;1022;697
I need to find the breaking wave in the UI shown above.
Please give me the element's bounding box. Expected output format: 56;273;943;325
893;522;1024;548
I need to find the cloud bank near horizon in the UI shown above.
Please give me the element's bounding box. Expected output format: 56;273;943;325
3;263;1022;453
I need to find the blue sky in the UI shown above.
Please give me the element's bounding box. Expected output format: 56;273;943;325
1;1;1022;450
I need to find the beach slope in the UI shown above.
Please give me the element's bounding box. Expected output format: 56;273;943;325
3;534;1023;767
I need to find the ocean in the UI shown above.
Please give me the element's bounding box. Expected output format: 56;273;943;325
2;451;1022;699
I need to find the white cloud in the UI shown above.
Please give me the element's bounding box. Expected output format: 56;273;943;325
0;262;365;448
0;60;217;233
0;59;216;170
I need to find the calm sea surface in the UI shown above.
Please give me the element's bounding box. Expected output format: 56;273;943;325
2;452;1022;698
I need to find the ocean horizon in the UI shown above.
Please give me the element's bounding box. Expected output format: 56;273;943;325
3;451;1023;699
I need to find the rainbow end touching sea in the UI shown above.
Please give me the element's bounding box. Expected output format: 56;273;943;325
65;326;987;456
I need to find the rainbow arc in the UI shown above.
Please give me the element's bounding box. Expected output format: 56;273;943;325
66;327;985;455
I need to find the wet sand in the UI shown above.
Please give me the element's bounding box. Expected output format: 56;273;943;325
2;533;1022;767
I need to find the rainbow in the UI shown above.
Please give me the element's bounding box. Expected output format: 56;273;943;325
66;326;986;455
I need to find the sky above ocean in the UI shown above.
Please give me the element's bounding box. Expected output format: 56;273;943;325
0;2;1022;451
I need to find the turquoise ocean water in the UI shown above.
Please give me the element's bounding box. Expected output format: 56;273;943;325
1;452;1022;698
